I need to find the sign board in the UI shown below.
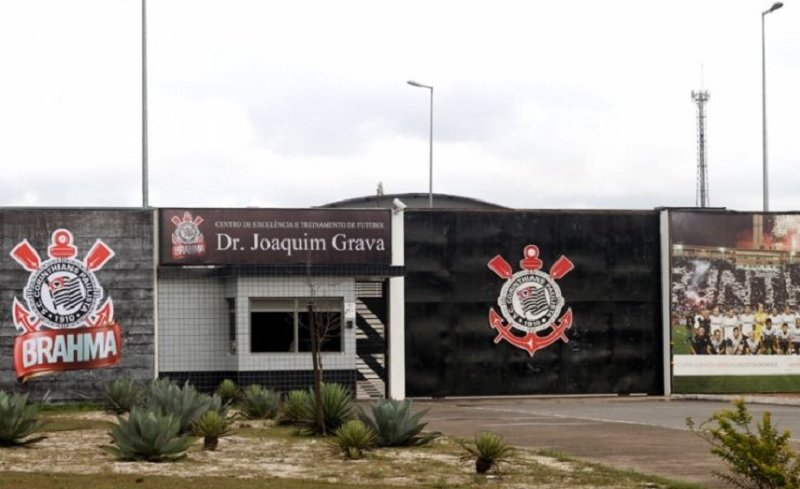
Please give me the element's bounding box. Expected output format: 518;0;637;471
669;211;800;392
160;208;391;266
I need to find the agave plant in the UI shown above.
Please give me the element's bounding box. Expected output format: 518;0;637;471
144;379;215;433
193;410;234;451
106;407;193;461
302;383;354;435
459;431;513;474
359;399;440;447
215;379;240;405
278;389;312;425
0;391;46;447
103;379;143;414
239;385;280;419
329;419;376;459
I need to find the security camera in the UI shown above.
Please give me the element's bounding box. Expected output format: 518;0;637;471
392;198;407;211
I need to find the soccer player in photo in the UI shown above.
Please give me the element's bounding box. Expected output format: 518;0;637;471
726;326;745;355
690;327;710;355
709;329;725;355
739;304;755;339
778;323;792;355
791;318;800;354
744;334;761;355
761;319;778;355
722;308;737;343
709;305;724;337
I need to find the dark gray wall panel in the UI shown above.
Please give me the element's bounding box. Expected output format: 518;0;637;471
0;209;154;400
404;210;662;397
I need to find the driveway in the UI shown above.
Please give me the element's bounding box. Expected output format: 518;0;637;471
417;396;800;488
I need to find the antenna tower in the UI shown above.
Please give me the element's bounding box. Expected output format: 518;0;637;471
691;90;710;207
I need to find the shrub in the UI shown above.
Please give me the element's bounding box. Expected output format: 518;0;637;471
103;379;142;414
144;379;215;433
359;399;440;447
278;389;312;425
193;410;234;451
215;379;240;405
459;431;513;474
687;399;800;489
240;385;280;419
302;383;354;435
0;391;46;447
106;407;193;461
330;419;376;459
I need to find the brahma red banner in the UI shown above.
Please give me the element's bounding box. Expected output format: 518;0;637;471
9;228;122;381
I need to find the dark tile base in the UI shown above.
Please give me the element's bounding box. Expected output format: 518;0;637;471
159;369;357;394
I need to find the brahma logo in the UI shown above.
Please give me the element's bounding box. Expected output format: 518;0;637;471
10;229;121;380
487;245;574;356
170;211;206;259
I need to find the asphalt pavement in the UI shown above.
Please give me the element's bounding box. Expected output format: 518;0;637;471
416;396;800;488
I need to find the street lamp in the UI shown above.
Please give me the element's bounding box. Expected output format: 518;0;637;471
407;80;433;208
142;0;149;208
762;1;783;212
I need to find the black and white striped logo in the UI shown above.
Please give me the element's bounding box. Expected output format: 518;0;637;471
23;258;100;329
498;270;564;334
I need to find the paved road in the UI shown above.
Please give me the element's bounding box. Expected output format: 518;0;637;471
417;397;800;488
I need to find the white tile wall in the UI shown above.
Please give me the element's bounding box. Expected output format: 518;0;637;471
157;276;236;371
158;274;356;373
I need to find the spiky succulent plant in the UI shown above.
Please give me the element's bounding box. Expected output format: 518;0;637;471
144;379;216;433
358;399;440;447
102;379;143;414
0;391;46;447
277;389;312;425
459;431;513;474
215;379;240;405
330;419;376;459
302;383;354;435
106;407;193;461
193;410;234;451
239;384;280;419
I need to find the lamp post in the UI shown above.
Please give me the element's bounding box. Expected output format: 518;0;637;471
762;1;783;212
142;0;149;208
407;80;433;208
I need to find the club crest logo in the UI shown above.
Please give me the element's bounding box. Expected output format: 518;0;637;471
10;229;121;380
170;211;206;259
487;245;574;356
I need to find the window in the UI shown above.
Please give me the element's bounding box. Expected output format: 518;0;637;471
250;298;343;353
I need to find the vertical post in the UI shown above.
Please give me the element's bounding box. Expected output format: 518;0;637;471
388;202;406;400
428;87;433;209
762;12;768;212
142;0;149;208
659;209;672;396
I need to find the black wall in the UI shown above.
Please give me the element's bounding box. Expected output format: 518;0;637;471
0;209;154;400
404;210;663;397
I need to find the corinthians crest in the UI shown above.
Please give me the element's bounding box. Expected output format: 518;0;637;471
170;211;206;259
487;245;574;356
9;229;121;380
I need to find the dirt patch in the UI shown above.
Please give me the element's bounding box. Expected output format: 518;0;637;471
0;411;690;488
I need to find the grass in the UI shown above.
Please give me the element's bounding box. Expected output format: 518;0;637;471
0;473;376;489
674;375;800;393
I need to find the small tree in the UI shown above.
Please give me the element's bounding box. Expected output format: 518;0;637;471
300;275;345;436
687;399;800;489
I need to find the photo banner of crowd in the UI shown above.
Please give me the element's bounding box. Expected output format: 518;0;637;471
670;210;800;393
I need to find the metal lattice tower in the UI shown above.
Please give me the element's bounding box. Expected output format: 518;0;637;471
691;90;710;207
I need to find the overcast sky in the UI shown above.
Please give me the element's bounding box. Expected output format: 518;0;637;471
1;1;798;210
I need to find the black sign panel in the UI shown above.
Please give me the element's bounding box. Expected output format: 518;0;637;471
159;208;391;266
404;210;663;397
